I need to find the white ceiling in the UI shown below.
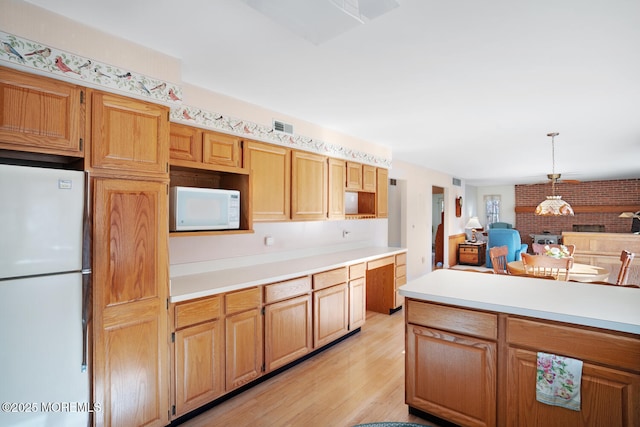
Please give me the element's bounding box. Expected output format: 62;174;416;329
24;0;640;185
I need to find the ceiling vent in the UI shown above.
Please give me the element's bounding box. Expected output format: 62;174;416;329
452;177;462;187
273;119;294;135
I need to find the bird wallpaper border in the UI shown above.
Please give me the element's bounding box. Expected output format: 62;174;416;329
170;106;392;168
0;30;391;168
0;30;183;106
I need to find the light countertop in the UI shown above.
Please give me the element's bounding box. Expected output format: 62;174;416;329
399;269;640;334
171;246;406;303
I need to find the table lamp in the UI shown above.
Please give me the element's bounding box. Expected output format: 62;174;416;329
465;216;483;242
619;211;640;234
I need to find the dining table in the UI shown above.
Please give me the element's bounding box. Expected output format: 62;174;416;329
507;260;610;282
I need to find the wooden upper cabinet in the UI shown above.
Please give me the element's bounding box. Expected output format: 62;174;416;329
328;158;345;219
0;66;84;156
346;161;363;190
362;165;376;192
346;162;375;192
169;123;202;163
246;141;291;221
169;123;244;173
202;131;242;169
91;91;169;176
376;168;388;218
292;150;327;221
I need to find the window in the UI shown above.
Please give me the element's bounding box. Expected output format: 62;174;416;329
484;195;500;226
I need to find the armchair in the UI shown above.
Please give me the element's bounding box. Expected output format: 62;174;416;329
486;228;528;268
488;222;513;229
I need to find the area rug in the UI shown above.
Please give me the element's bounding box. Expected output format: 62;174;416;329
353;423;432;427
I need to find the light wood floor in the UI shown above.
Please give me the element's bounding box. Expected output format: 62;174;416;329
177;309;439;427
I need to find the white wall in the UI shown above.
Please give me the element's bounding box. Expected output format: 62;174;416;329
389;161;465;279
475;185;517;228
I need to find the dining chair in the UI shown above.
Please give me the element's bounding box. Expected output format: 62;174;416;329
521;253;574;281
616;250;636;286
588;250;637;287
531;243;576;257
489;245;510;275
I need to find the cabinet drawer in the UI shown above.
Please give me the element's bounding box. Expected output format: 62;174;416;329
175;296;222;329
407;300;497;340
395;275;407;288
395;264;406;278
507;317;640;372
225;287;261;315
367;256;394;270
313;267;348;290
459;253;478;264
349;263;366;280
264;276;311;304
459;246;479;254
396;253;406;266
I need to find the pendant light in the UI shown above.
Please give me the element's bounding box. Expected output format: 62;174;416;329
535;132;575;216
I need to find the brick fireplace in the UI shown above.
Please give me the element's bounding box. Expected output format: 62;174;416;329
515;178;640;247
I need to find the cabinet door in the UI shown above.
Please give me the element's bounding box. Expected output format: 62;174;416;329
169;123;202;163
202;131;242;169
225;308;263;391
0;66;83;155
346;161;362;190
406;324;497;427
174;320;224;417
366;260;395;314
264;295;312;372
328;158;345;219
362;164;377;192
292;150;327;220
91;91;169;176
376;168;388;218
507;347;640;427
313;283;349;348
93;178;169;427
246;141;290;221
349;277;366;330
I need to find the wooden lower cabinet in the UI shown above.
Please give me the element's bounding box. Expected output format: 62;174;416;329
506;317;640;427
406;305;497;427
405;299;640;427
225;307;263;391
348;262;367;330
366;256;397;314
174;320;224;416
349;277;366;330
507;347;640;427
264;294;313;372
172;295;224;418
313;283;349;348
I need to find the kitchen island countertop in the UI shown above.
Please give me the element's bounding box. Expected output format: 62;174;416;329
170;246;406;303
399;269;640;334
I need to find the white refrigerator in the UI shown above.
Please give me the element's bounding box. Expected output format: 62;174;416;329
0;164;90;427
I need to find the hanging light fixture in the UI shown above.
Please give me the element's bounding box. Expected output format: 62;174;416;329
535;132;575;216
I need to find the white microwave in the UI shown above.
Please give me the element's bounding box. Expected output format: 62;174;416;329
169;186;240;231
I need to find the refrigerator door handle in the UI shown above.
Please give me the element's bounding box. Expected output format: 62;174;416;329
81;171;92;373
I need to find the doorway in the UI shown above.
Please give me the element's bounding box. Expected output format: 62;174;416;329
432;186;444;269
388;178;405;248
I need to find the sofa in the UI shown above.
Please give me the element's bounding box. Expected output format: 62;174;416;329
486;228;528;268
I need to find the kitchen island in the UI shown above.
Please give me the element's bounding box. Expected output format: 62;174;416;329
399;269;640;427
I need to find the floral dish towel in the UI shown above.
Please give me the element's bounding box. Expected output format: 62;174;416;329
536;352;583;411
